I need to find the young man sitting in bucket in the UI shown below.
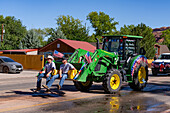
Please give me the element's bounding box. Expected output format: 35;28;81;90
43;57;76;91
35;55;56;92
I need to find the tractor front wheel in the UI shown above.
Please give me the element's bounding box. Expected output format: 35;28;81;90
103;69;122;94
73;81;93;92
129;64;148;91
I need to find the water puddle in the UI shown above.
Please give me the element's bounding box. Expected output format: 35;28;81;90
41;93;169;113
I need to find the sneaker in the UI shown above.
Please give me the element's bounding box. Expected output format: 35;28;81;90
42;85;50;90
56;84;61;90
44;89;50;93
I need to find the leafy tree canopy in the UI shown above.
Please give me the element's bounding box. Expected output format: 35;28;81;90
160;29;170;49
32;28;47;46
46;27;66;44
22;29;42;49
56;15;89;41
0;15;27;50
87;11;118;37
120;23;156;58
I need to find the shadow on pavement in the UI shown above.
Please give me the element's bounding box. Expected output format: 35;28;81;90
143;82;170;96
4;89;64;98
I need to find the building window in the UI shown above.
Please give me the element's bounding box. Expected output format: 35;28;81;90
57;44;60;48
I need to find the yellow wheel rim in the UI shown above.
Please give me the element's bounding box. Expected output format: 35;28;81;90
138;66;146;84
110;74;120;90
81;81;91;86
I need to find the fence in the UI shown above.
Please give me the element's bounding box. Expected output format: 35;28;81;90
0;54;44;70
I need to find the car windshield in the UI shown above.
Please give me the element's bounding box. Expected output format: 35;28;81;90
1;58;15;62
159;55;170;59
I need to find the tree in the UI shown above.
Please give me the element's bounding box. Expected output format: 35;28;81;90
32;28;47;46
161;29;170;49
46;28;66;44
120;23;156;58
22;29;42;49
0;15;27;50
87;11;118;36
56;15;89;41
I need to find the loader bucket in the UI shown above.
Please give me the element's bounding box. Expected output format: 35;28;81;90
55;62;83;80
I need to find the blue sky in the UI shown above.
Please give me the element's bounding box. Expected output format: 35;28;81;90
1;0;170;35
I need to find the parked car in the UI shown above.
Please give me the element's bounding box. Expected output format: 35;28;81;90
151;53;170;76
0;56;23;73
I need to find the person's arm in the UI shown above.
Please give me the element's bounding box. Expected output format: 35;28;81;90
59;64;63;78
70;63;76;70
59;69;62;78
46;70;52;77
46;62;55;77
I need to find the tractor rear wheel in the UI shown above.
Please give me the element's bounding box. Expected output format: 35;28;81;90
103;69;122;93
73;81;93;92
129;64;148;91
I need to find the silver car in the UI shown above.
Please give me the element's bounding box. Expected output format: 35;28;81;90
0;56;23;73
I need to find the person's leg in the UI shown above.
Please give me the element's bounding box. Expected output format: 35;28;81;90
46;74;60;88
37;73;46;88
46;73;52;85
59;74;68;88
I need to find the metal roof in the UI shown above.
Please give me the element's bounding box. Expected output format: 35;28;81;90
1;49;38;53
39;39;96;52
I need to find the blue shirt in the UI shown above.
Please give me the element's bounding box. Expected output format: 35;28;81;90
45;62;56;73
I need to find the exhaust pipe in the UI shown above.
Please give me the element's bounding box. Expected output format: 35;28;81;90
95;38;99;49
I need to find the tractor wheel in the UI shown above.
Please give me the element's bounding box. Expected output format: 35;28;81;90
73;81;93;92
129;63;148;91
103;68;122;94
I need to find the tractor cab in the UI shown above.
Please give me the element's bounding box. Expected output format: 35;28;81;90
102;35;143;61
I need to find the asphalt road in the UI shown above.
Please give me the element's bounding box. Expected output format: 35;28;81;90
0;70;169;113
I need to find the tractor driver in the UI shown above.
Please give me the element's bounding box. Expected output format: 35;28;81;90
43;57;76;90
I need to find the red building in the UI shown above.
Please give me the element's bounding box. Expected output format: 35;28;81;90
38;39;96;57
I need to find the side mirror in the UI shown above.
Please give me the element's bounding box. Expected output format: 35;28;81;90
139;47;146;55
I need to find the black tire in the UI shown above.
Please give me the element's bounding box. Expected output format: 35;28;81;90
102;68;122;94
129;63;148;91
3;66;9;73
73;81;93;92
152;69;157;76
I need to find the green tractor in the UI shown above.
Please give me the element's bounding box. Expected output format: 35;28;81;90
64;35;148;93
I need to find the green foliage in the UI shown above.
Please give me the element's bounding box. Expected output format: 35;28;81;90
46;28;66;44
0;15;27;50
22;29;42;49
161;29;170;49
120;23;156;58
32;28;47;46
56;15;89;41
87;11;118;36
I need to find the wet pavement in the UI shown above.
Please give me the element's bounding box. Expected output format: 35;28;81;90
29;87;170;113
0;71;169;113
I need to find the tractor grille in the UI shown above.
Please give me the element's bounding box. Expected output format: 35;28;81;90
16;65;22;68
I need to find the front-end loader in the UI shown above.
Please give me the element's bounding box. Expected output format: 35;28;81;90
56;35;148;94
